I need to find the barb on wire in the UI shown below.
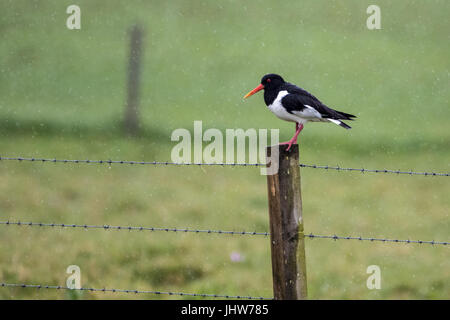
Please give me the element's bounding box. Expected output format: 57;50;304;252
0;221;269;237
305;233;449;246
0;155;448;177
0;282;271;300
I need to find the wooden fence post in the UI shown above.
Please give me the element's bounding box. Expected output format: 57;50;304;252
124;24;143;136
266;144;307;300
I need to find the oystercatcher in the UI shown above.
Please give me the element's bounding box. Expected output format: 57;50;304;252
243;74;356;151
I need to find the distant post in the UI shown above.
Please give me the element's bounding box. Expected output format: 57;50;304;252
266;144;307;300
124;25;143;136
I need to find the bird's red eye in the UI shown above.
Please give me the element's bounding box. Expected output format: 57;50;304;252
267;79;271;83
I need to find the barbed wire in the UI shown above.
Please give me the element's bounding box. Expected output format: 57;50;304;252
298;164;449;176
1;220;448;246
305;233;449;246
0;282;271;300
0;221;269;237
0;155;448;177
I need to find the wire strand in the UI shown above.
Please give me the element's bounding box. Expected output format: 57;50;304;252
305;233;449;246
0;282;271;300
1;220;448;246
1;156;448;177
0;221;269;237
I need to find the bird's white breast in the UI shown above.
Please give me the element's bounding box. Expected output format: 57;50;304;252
268;90;323;124
267;90;299;123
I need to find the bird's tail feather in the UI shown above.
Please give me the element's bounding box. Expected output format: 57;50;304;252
336;110;357;120
328;118;352;129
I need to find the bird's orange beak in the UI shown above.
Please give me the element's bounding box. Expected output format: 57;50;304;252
243;84;264;99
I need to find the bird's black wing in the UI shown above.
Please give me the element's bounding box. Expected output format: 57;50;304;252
282;83;356;120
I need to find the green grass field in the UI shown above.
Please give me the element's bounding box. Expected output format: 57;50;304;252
0;0;449;299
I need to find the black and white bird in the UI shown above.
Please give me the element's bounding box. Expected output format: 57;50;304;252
243;73;356;151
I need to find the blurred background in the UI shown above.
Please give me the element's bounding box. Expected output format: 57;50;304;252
0;0;448;299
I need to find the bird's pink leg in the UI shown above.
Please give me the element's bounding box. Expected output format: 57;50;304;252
279;123;304;151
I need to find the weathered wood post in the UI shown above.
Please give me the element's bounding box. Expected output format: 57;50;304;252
266;144;307;299
124;24;143;136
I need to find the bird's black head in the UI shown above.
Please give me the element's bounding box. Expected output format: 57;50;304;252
260;74;285;90
243;73;285;99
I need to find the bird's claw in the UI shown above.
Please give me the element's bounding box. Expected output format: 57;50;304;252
279;141;296;151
